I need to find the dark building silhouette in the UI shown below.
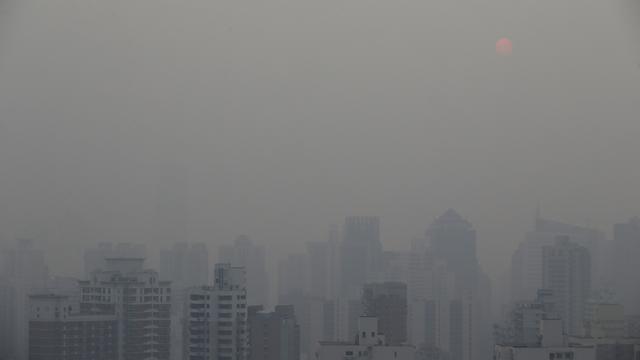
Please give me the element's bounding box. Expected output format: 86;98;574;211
361;281;408;345
28;294;118;360
248;305;300;360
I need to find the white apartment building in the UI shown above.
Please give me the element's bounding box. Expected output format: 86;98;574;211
183;263;248;360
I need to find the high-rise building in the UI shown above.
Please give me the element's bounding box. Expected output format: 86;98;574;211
248;305;300;360
542;236;591;336
28;294;118;360
219;236;269;308
340;217;382;299
79;258;172;360
183;263;248;360
361;282;408;345
408;210;492;360
0;239;49;360
159;242;209;360
511;215;604;302
426;210;478;282
612;217;640;315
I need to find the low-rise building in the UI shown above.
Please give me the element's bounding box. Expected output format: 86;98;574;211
495;319;596;360
315;317;414;360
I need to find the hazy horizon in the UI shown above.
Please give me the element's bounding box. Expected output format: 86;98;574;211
1;0;640;284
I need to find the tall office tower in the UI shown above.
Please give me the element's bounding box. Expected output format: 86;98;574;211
28;294;118;360
79;258;172;360
511;215;604;302
542;236;591;336
409;210;492;360
248;305;300;360
326;226;342;301
159;242;208;360
219;236;269;307
612;217;640;315
306;241;330;300
426;210;478;285
361;282;408;345
183;263;248;360
83;242;146;278
340;216;382;299
0;238;49;360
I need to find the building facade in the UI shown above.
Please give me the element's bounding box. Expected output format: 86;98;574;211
183;263;248;360
28;294;118;360
248;305;300;360
361;282;407;345
542;237;591;336
79;258;171;360
315;317;415;360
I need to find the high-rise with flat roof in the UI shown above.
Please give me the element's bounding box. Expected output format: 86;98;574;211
183;263;248;360
79;258;172;360
219;236;269;308
542;236;591;336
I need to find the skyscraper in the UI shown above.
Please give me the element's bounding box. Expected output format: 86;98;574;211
219;236;269;308
542;236;591;336
511;215;603;302
361;281;408;345
410;210;492;360
612;217;640;315
340;216;382;299
183;263;248;360
426;209;478;281
0;239;49;360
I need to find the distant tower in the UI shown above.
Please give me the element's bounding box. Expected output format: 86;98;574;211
511;215;603;302
542;236;591;336
219;236;269;307
427;209;478;284
340;216;382;298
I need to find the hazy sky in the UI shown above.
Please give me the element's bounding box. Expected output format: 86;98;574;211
1;0;639;280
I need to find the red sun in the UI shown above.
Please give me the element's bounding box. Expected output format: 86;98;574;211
496;38;513;56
